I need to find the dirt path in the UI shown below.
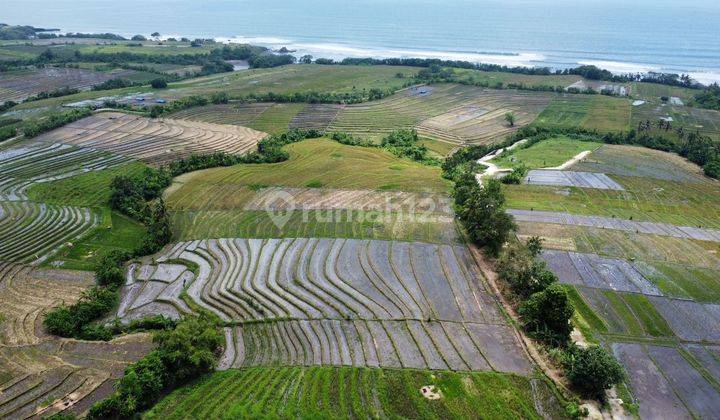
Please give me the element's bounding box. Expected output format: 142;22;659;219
543;150;592;170
475;139;527;184
466;244;569;389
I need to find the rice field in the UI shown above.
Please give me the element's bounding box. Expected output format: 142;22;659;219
0;139;133;201
328;84;552;145
0;201;99;265
571;144;710;183
631;101;720;141
119;237;532;375
0;263;153;418
34;112;266;165
146;366;562;420
0;67;122;103
504;173;720;228
613;343;720;419
533;94;632;132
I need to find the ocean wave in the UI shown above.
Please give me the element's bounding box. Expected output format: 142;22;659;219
577;60;661;74
687;71;720;85
218;35;544;67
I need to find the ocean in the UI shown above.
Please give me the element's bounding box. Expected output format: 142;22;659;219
2;0;720;83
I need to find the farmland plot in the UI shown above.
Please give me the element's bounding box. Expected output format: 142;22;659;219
571;287;672;337
415;90;552;145
612;343;695;419
147;366;559;420
516;222;720;269
0;201;99;264
571;144;710;184
508;209;720;242
525;170;624;190
0;67;119;103
541;250;661;295
119;237;532;374
0;264;153;418
0;140;132;201
169;103;274;126
648;296;720;342
35;112;266;165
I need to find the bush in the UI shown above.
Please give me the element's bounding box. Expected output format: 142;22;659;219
95;250;131;287
497;241;557;297
22;108;92;138
43;286;118;338
150;78;168;89
93;78;135;91
519;283;574;345
704;157;720;178
501;165;528;184
563;345;626;400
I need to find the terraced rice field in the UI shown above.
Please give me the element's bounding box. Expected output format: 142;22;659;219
572;144;709;183
510;140;720;415
542;250;662;295
0;201;99;264
326;84;552;145
414;90;552;145
533;94;632;132
165;139;454;242
504;173;720;228
524;170;625;190
119;237;532;375
0;263;153;418
613;343;720;419
508;209;720;242
35;112;266;165
0;140;132;201
0;67;119;103
146;366;564;420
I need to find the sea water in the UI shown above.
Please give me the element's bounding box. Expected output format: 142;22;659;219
2;0;719;82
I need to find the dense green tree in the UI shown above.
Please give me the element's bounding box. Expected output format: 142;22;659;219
519;284;574;345
458;179;516;255
563;345;626;399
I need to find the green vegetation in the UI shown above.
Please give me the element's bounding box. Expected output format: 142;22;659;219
171;209;457;244
27;161;147;207
89;314;223;419
454;176;515;256
562;345;626;400
693;83;720;110
646;262;720;303
146;367;550;420
49;210;146;271
533;95;632;132
490;136;602;169
167;139;449;205
519;284;574;345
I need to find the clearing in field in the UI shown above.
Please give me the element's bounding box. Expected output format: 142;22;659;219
35;112;266;165
0;263;153;418
415;90;552;145
489;136;602;169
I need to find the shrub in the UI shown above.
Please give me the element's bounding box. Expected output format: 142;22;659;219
95;250;131;287
519;283;574;345
704;157;720;179
501;165;528;184
88;314;223;419
43;286;118;338
150;78;168;89
563;345;626;400
498;241;557;297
